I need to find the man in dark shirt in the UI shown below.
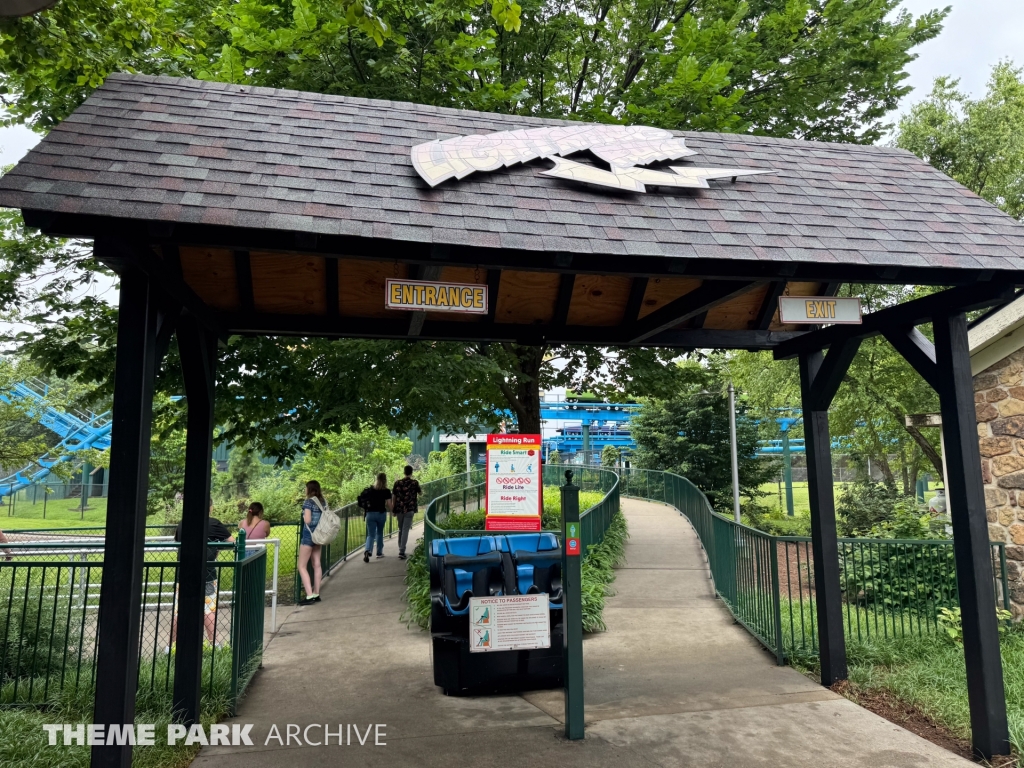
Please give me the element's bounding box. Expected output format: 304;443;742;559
168;510;233;651
391;465;422;560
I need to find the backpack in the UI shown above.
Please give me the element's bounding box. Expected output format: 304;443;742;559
356;486;374;513
309;496;340;546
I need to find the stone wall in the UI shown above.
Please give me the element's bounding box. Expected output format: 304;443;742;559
975;346;1024;619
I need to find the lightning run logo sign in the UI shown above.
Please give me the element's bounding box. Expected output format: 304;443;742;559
411;125;771;193
485;434;542;532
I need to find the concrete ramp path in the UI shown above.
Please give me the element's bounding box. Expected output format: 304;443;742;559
194;498;971;768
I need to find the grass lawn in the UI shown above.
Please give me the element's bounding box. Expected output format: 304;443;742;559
802;630;1024;756
756;480;852;516
1;496;110;529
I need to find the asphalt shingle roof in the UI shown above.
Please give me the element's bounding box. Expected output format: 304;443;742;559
2;73;1024;274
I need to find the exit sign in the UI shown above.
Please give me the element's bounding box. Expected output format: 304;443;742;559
778;296;862;325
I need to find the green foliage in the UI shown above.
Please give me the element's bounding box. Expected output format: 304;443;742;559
547;450;561;465
1;0;946;454
838;629;1024;753
290;425;411;502
743;505;811;537
895;61;1024;221
937;606;1014;646
145;424;188;518
729;284;946;496
600;444;621;468
835;481;941;539
632;357;778;514
579;511;629;632
0;0;945;142
0;591;84;685
0;652;233;766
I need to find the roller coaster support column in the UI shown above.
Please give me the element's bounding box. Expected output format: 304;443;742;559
782;431;794;517
581;424;590;464
561;471;585;740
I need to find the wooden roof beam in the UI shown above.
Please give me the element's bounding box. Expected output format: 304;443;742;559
625;280;764;344
774;283;1016;360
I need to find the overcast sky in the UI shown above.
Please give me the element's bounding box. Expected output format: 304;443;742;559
0;0;1020;167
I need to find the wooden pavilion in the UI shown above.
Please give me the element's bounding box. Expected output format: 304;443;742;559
2;73;1024;767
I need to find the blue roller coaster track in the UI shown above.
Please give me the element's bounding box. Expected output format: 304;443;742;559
0;378;112;501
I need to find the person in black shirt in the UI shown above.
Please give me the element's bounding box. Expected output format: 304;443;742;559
167;508;233;652
391;465;422;560
362;473;392;563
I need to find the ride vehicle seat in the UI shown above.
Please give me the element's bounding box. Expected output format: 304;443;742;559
430;536;505;615
503;533;563;607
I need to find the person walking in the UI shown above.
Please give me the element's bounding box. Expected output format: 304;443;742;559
360;473;392;562
299;481;327;606
391;465;421;560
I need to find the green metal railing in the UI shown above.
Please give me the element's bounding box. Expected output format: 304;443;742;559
424;465;620;557
621;468;1010;662
0;538;265;710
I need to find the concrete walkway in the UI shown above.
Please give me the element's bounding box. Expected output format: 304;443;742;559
194;499;971;767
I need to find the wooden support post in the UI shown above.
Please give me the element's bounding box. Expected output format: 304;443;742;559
798;350;848;687
933;312;1009;759
92;266;161;768
172;313;218;726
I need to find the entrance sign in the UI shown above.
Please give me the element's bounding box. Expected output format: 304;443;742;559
411;125;772;193
779;296;862;325
385;278;487;314
469;594;550;653
485;434;542;531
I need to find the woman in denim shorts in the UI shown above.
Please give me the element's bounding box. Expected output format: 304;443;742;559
299;480;326;605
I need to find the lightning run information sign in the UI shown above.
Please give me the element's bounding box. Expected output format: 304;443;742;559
485;434;543;532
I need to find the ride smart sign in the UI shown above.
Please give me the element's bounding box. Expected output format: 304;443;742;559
485;434;543;532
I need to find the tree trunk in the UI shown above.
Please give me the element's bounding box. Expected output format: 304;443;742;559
491;343;545;434
510;345;544;434
900;444;910;495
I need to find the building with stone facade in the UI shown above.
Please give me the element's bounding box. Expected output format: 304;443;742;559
971;295;1024;618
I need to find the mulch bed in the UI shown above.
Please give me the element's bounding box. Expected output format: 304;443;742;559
831;681;1017;766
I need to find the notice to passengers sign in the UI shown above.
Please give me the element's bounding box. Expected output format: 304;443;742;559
485;434;542;532
385;278;488;314
469;594;551;652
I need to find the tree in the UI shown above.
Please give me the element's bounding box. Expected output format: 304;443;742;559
727;284;945;494
0;0;948;455
895;61;1024;220
1;0;945;142
289;425;412;500
631;357;777;512
600;444;620;468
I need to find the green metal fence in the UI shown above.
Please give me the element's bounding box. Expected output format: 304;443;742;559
621;468;1010;662
0;538;265;710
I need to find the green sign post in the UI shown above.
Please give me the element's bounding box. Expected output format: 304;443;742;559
560;470;585;739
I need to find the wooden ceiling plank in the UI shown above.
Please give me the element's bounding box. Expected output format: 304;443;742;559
178;246;240;312
566;274;632;326
249;252;327;315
